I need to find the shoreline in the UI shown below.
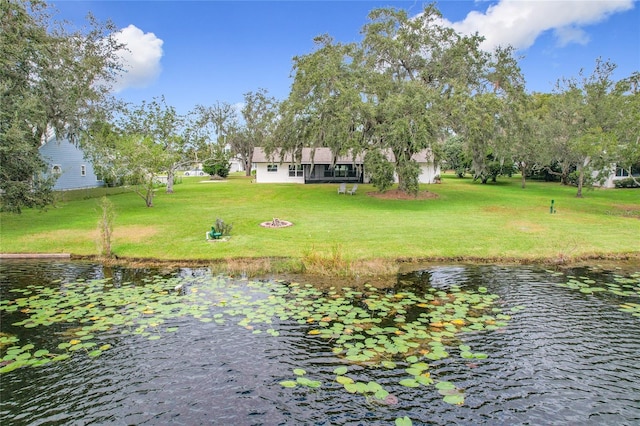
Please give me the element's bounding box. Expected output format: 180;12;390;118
2;252;637;275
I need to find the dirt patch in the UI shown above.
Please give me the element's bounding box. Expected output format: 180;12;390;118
113;226;158;242
21;229;95;244
609;205;640;218
367;189;439;200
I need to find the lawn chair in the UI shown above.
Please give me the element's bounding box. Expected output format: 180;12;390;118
347;184;358;195
338;183;346;194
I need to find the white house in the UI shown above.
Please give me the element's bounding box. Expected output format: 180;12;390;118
252;147;440;184
39;135;104;190
598;163;640;188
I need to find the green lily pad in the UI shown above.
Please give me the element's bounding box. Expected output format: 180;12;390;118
443;393;465;405
395;416;413;426
399;378;420;388
333;366;348;375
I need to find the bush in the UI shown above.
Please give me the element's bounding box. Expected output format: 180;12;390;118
203;145;232;178
203;159;231;178
214;218;233;236
614;177;640;188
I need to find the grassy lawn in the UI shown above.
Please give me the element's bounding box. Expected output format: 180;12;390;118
1;173;639;271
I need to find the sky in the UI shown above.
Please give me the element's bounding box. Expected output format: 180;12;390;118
51;0;640;115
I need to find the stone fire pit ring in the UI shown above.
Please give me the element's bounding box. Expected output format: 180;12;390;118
260;218;293;228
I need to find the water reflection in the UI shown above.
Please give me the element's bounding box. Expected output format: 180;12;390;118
1;261;639;425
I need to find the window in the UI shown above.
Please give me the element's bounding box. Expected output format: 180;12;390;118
324;164;357;178
80;165;86;176
52;165;62;175
267;164;278;172
616;163;640;177
288;164;303;177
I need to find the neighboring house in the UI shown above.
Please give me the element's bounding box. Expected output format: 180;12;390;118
252;147;440;184
39;135;104;191
596;163;640;188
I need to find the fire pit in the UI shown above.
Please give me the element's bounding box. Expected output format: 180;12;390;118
259;218;293;228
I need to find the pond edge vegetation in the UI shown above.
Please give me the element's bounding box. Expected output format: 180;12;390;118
64;251;640;279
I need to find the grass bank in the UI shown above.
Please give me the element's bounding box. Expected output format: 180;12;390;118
1;173;638;274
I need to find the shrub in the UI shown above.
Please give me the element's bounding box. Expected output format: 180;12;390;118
614;177;640;188
214;218;233;236
203;145;232;178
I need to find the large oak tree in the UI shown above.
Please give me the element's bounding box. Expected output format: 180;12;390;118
1;0;122;212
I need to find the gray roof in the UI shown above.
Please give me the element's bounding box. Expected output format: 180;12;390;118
252;147;433;164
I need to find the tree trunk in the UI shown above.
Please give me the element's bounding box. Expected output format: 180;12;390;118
244;158;252;177
519;163;527;189
166;169;174;194
576;166;584;198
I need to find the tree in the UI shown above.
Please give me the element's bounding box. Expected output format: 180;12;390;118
83;122;170;207
539;93;577;185
364;150;395;192
551;59;619;197
237;89;279;175
272;35;364;181
195;101;234;143
202;144;232;178
280;5;498;196
194;101;235;145
0;0;122;212
442;136;470;177
612;72;640;185
118;96;197;194
453;46;527;185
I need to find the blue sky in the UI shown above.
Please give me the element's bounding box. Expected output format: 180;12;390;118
52;0;640;114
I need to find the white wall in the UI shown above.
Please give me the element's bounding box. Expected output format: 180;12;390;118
255;162;440;184
255;163;305;184
418;163;441;184
391;163;441;184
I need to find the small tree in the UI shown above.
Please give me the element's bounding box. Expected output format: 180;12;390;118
203;144;232;178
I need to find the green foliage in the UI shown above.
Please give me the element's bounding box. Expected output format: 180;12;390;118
364;150;395;192
395;416;413;426
278;4;501;196
442;136;470;178
549;59;620;197
0;0;121;213
203;147;232;178
301;245;349;276
613;178;640;188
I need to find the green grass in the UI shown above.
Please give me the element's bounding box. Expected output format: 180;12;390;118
1;173;639;268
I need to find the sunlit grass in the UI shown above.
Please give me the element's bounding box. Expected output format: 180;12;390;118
1;173;639;267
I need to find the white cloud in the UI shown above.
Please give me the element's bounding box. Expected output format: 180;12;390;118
112;25;163;92
554;26;589;47
442;0;634;51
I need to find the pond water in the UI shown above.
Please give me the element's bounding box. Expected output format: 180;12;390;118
0;260;639;425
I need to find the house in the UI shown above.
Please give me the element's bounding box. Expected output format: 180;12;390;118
39;135;104;190
598;163;640;188
591;164;640;188
252;147;440;184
